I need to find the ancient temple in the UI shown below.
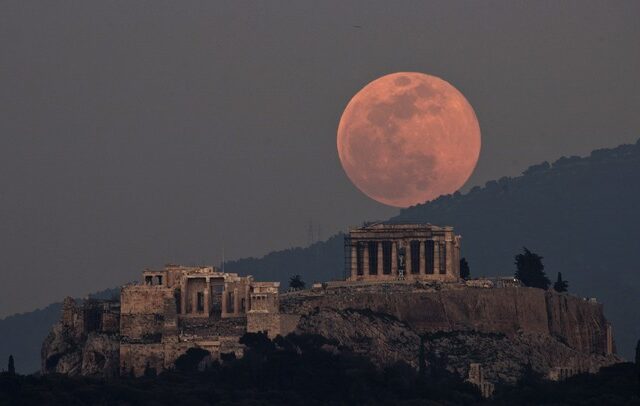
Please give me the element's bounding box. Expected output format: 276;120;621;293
119;265;289;376
346;223;461;282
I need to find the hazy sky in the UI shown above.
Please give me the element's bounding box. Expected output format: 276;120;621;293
1;1;638;317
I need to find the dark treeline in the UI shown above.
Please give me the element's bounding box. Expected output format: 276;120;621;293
2;333;640;406
2;333;481;406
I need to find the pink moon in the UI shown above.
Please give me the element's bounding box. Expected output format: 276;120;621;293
337;72;481;208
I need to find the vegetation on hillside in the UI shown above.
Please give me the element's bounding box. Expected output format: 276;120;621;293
514;247;550;290
2;332;640;405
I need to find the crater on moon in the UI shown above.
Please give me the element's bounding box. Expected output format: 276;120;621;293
337;72;481;208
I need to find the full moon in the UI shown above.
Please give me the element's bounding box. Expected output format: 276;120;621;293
337;72;481;208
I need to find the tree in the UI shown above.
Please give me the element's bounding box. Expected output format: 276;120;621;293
514;247;550;290
7;355;15;375
174;348;211;373
553;272;569;292
288;274;306;290
635;339;640;393
143;362;157;378
418;336;426;378
460;258;470;279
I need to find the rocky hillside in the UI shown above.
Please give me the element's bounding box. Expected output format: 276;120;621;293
41;297;120;378
40;281;620;385
286;283;621;384
41;323;119;378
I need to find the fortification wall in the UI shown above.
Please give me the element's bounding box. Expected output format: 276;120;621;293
247;313;300;338
121;285;173;315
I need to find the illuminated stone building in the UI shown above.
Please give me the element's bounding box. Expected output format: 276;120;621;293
119;265;291;376
346;223;461;282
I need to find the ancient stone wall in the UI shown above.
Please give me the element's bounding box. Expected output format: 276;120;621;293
120;343;164;376
120;286;174;342
247;313;300;338
121;285;173;315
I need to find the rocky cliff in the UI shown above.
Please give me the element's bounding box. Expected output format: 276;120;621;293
41;297;120;378
283;282;621;383
42;283;621;384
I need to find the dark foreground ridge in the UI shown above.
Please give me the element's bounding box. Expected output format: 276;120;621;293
2;333;640;406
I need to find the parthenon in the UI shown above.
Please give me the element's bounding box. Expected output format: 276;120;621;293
346;223;461;282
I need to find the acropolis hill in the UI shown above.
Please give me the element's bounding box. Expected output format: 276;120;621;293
41;223;620;385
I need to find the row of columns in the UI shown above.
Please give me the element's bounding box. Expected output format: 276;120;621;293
351;240;452;279
179;277;249;318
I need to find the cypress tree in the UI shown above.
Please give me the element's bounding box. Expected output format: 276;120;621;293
635;339;640;393
8;355;15;375
514;247;550;290
460;258;470;279
418;336;426;378
553;272;569;292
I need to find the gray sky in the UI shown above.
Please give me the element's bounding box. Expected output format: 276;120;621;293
1;1;638;317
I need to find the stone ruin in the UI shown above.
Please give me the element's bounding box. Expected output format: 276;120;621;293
346;223;461;282
119;264;297;376
466;363;495;398
42;223;621;383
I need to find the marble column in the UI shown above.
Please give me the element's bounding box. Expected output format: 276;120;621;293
233;288;240;316
351;245;358;279
406;242;412;275
191;289;198;315
221;286;228;316
180;278;187;315
419;240;426;275
391;242;398;276
433;241;440;275
363;243;370;276
244;284;251;314
445;240;452;276
203;278;210;317
377;242;383;275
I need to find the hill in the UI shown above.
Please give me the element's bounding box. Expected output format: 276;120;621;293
2;138;640;373
231;138;640;358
